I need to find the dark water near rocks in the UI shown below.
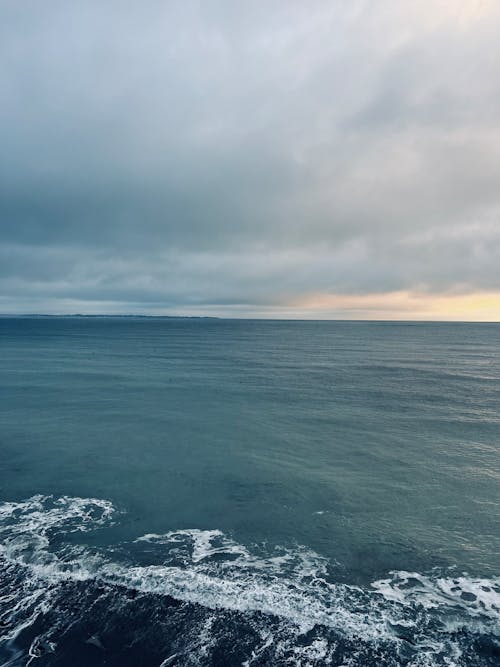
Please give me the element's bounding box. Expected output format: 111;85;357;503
0;317;499;665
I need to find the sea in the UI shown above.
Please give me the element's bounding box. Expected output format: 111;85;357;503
0;317;498;666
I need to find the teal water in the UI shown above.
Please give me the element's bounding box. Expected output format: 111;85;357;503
0;317;499;665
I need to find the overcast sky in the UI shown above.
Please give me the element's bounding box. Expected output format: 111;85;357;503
1;0;500;319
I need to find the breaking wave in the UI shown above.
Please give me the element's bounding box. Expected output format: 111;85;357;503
0;496;498;666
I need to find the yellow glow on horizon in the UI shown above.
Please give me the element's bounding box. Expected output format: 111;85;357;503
295;291;500;321
450;0;495;25
416;0;498;28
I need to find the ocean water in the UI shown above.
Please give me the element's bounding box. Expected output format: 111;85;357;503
0;317;499;666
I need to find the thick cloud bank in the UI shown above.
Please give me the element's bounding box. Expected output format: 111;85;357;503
1;1;500;318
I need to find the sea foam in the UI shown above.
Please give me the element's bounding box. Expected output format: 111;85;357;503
0;496;498;666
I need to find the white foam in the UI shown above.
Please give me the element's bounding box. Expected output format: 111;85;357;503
99;560;386;639
372;570;500;621
1;495;499;666
135;529;329;582
136;529;250;563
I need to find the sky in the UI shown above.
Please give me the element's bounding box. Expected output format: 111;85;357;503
1;0;500;320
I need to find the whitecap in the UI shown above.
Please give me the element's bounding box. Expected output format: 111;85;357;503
0;495;498;666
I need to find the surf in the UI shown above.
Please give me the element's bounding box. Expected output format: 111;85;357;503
0;496;498;666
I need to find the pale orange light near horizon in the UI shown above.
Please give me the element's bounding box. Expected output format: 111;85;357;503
414;0;498;27
294;291;500;322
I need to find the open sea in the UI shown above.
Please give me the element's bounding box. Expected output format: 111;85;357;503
0;317;498;666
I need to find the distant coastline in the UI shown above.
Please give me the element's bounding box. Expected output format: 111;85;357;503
0;314;498;324
0;313;220;319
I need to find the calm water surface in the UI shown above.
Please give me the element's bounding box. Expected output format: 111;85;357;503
0;318;499;665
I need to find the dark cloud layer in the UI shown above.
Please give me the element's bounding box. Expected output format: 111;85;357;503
1;1;500;317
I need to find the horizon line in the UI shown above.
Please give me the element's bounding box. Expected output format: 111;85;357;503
1;313;499;324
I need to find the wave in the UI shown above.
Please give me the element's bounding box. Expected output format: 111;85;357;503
0;496;498;666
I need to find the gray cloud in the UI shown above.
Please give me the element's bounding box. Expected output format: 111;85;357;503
1;0;500;316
